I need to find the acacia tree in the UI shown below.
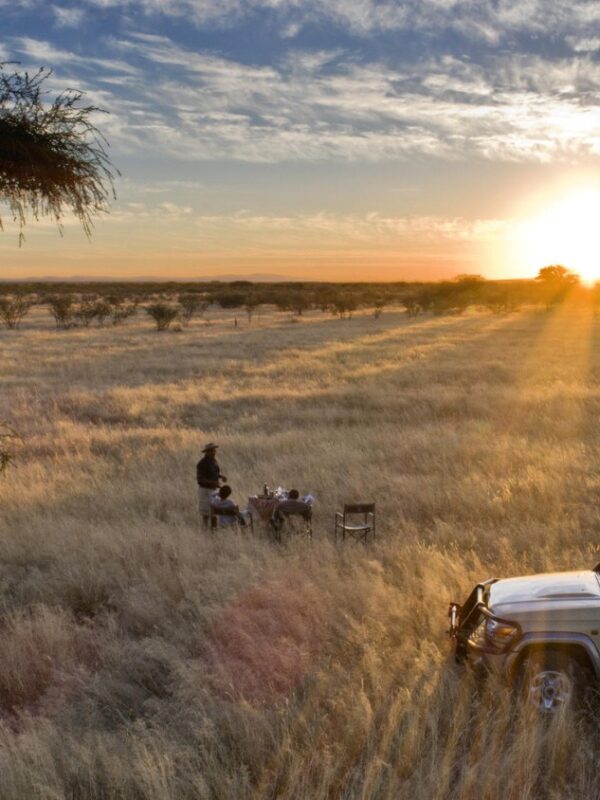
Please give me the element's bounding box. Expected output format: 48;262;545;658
1;64;116;471
0;63;117;241
536;265;579;309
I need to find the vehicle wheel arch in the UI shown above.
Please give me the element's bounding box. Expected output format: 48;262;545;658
511;641;596;684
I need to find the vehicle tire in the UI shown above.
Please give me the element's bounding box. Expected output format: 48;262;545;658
518;649;589;714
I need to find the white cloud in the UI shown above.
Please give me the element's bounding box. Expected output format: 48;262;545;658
9;34;600;166
52;5;86;27
60;0;600;44
188;210;508;243
568;37;600;53
106;35;600;163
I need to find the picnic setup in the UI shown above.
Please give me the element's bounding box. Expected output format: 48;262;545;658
248;486;314;541
196;443;376;543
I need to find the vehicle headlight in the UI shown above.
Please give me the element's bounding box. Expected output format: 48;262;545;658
484;618;519;652
468;620;487;649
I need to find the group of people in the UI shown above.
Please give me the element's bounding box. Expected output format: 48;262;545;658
196;442;311;531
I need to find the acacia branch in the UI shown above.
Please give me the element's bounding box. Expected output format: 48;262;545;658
0;63;118;242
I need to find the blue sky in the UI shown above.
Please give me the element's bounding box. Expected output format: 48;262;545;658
2;0;600;280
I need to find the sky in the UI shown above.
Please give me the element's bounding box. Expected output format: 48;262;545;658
2;0;600;281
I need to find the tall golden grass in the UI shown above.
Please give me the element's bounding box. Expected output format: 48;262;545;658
0;303;598;799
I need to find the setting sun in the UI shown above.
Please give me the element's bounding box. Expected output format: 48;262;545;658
517;188;600;284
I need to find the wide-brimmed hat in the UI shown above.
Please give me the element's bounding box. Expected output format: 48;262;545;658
202;442;219;452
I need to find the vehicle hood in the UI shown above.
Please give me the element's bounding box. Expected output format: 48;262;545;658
489;570;600;617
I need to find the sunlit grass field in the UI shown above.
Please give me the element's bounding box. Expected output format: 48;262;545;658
1;303;599;799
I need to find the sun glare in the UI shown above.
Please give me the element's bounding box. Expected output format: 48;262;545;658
516;189;600;284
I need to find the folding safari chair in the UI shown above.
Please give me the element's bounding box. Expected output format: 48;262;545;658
210;505;254;532
271;501;313;543
334;503;375;544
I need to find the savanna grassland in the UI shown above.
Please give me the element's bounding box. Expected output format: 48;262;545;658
0;301;599;799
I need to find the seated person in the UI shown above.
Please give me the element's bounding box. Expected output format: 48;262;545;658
210;485;247;528
271;489;312;529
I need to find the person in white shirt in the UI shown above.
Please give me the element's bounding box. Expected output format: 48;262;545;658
210;485;245;528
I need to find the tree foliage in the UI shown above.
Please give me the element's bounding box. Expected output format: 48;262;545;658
535;264;579;308
0;295;33;328
0;63;117;241
178;293;209;324
145;303;179;331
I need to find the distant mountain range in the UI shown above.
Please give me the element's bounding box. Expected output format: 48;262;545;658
1;273;302;283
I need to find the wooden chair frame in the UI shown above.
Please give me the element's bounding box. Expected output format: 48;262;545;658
271;506;313;543
334;503;376;544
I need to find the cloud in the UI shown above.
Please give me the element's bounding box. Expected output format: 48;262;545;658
568;36;600;53
7;0;600;42
187;210;508;244
8;33;600;166
46;0;598;46
104;34;600;164
52;5;86;27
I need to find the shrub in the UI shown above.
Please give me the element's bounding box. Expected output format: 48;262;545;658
178;293;209;324
74;295;100;327
110;299;137;326
47;294;75;329
145;303;179;331
93;300;112;326
0;295;33;328
212;291;245;309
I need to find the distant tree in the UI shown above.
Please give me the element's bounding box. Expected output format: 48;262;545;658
290;292;312;317
0;63;117;242
213;291;245;309
373;298;386;318
480;284;518;313
145;303;179;331
453;274;485;285
450;274;486;308
536;265;579;309
273;290;312;320
333;294;357;320
110;299;137;326
74;295;99;327
178;293;209;324
92;299;111;326
0;295;33;328
403;297;422;315
244;295;260;324
314;289;337;314
536;265;578;285
47;294;75;329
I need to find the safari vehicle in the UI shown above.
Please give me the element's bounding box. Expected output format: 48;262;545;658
448;563;600;712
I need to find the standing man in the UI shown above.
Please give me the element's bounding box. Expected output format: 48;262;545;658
196;443;227;527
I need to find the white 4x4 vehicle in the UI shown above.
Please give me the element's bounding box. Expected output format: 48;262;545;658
449;563;600;712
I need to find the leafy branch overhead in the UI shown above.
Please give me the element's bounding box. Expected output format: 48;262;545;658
0;63;118;241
